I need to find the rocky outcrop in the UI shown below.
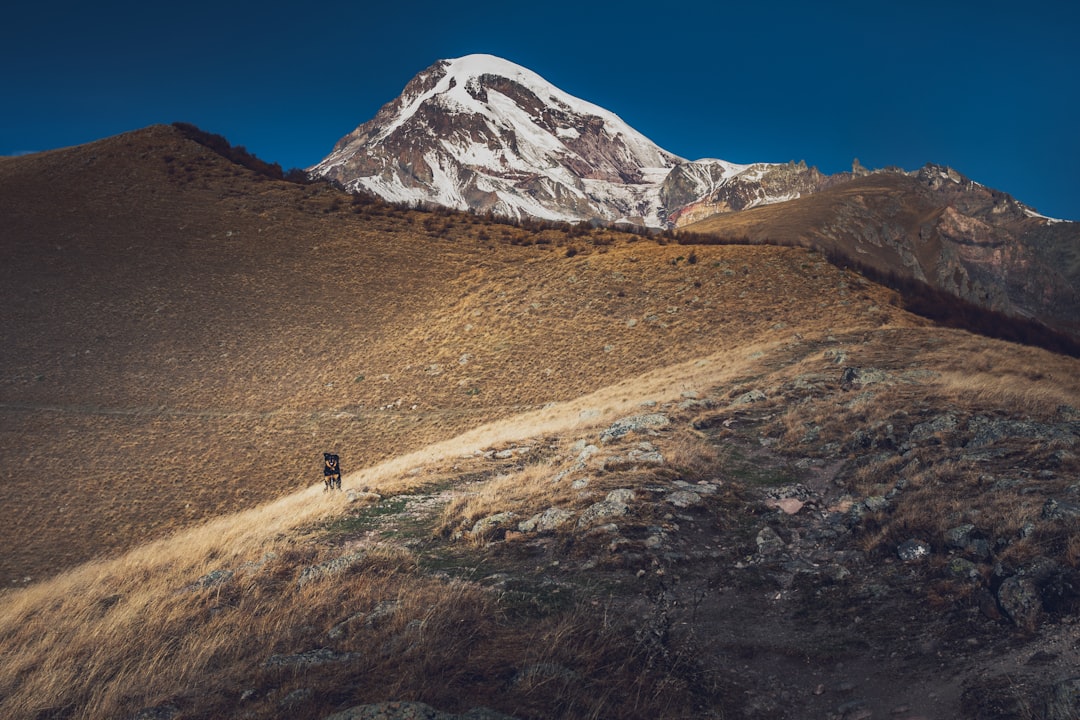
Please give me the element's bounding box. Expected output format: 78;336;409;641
667;160;830;226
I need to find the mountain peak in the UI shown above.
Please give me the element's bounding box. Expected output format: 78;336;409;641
311;56;708;225
310;56;817;226
440;53;549;85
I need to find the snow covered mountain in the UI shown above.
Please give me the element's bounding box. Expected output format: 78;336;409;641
310;54;821;227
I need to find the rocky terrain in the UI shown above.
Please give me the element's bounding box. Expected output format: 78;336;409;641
282;329;1080;720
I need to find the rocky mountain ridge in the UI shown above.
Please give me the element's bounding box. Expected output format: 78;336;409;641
310;54;1068;234
310;54;821;227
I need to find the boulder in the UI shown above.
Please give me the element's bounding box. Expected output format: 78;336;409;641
665;490;703;509
909;414;959;443
577;489;634;528
840;367;889;387
897;539;931;561
732;389;767;405
518;507;574;533
599;413;670;443
755;526;785;556
996;574;1043;631
1042;497;1080;521
470;512;518;540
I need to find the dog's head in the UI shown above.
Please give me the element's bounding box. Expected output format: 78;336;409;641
324;452;339;469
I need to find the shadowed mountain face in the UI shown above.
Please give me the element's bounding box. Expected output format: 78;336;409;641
684;166;1080;343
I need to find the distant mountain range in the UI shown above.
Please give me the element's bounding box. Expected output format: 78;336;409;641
311;54;1078;342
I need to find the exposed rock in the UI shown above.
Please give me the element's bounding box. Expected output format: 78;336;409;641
599;414;670;443
675;480;719;495
606;488;635;505
997;574;1043;631
897;539;931;561
766;497;805;515
183;568;233;592
573;443;599;467
992;556;1080;630
665;490;703;508
470;512;518;540
840;367;889;387
577;489;634;528
265;647;361;669
347;489;382;504
910;414;959;443
945;524;992;560
297;551;366;588
853;495;888;516
282;688;313;709
945;524;977;549
604;441;666;469
755;526;785;556
966;416;1079;449
1042;497;1080;521
518;507;574;533
732;389;766;405
946;557;981;581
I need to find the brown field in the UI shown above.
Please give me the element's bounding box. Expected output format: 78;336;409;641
1;126;1078;720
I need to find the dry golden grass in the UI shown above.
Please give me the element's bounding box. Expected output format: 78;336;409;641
0;125;908;583
0;314;1077;718
1;347;773;719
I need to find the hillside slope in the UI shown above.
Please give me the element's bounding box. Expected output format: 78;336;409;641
0;125;906;582
2;126;1079;720
1;321;1077;720
682;167;1080;343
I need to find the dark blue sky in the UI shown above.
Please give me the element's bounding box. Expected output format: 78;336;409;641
3;0;1077;219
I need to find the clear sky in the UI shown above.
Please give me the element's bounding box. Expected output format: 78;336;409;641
3;0;1077;219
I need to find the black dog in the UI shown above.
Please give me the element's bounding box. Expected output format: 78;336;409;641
323;453;342;491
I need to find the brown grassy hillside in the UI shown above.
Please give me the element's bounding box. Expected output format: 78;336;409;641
2;127;1079;720
0;126;911;583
